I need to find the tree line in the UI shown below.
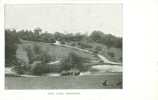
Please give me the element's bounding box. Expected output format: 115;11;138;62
6;28;122;46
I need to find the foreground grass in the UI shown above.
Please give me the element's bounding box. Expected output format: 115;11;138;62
5;72;122;89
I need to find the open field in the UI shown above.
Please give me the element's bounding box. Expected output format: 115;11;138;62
5;72;122;89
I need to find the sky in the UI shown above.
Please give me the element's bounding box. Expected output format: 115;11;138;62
5;4;122;37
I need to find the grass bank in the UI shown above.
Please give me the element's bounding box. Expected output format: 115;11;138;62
5;72;122;89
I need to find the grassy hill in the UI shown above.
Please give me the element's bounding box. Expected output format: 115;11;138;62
6;29;122;68
14;39;122;75
16;39;99;65
66;40;122;62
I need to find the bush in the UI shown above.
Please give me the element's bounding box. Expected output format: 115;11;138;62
25;46;34;64
13;65;27;74
41;52;52;63
61;52;88;71
13;59;29;74
93;46;102;54
78;42;92;49
70;42;76;46
47;64;62;73
60;40;66;44
108;52;115;58
31;62;49;75
25;44;52;64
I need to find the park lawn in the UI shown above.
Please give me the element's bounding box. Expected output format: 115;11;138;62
5;72;122;89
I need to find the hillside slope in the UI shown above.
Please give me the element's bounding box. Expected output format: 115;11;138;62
16;39;99;65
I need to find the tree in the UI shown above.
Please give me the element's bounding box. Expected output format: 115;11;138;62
90;31;104;42
94;46;102;54
26;44;52;63
5;29;19;66
90;31;122;49
39;33;55;43
33;27;42;41
40;52;51;63
54;32;64;41
25;46;34;64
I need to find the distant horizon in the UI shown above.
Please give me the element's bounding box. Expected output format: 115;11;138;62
5;4;122;37
5;27;122;38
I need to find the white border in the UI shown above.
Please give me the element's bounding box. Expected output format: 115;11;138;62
1;0;158;100
1;0;124;96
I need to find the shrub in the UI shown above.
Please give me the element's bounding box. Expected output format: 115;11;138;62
78;42;92;49
60;40;66;44
61;52;88;71
25;46;34;64
13;59;29;74
47;64;62;73
31;62;49;75
41;52;52;63
13;65;27;74
70;42;76;46
93;46;102;54
108;52;115;58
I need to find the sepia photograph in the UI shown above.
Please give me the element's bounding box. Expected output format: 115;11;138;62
5;4;123;89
